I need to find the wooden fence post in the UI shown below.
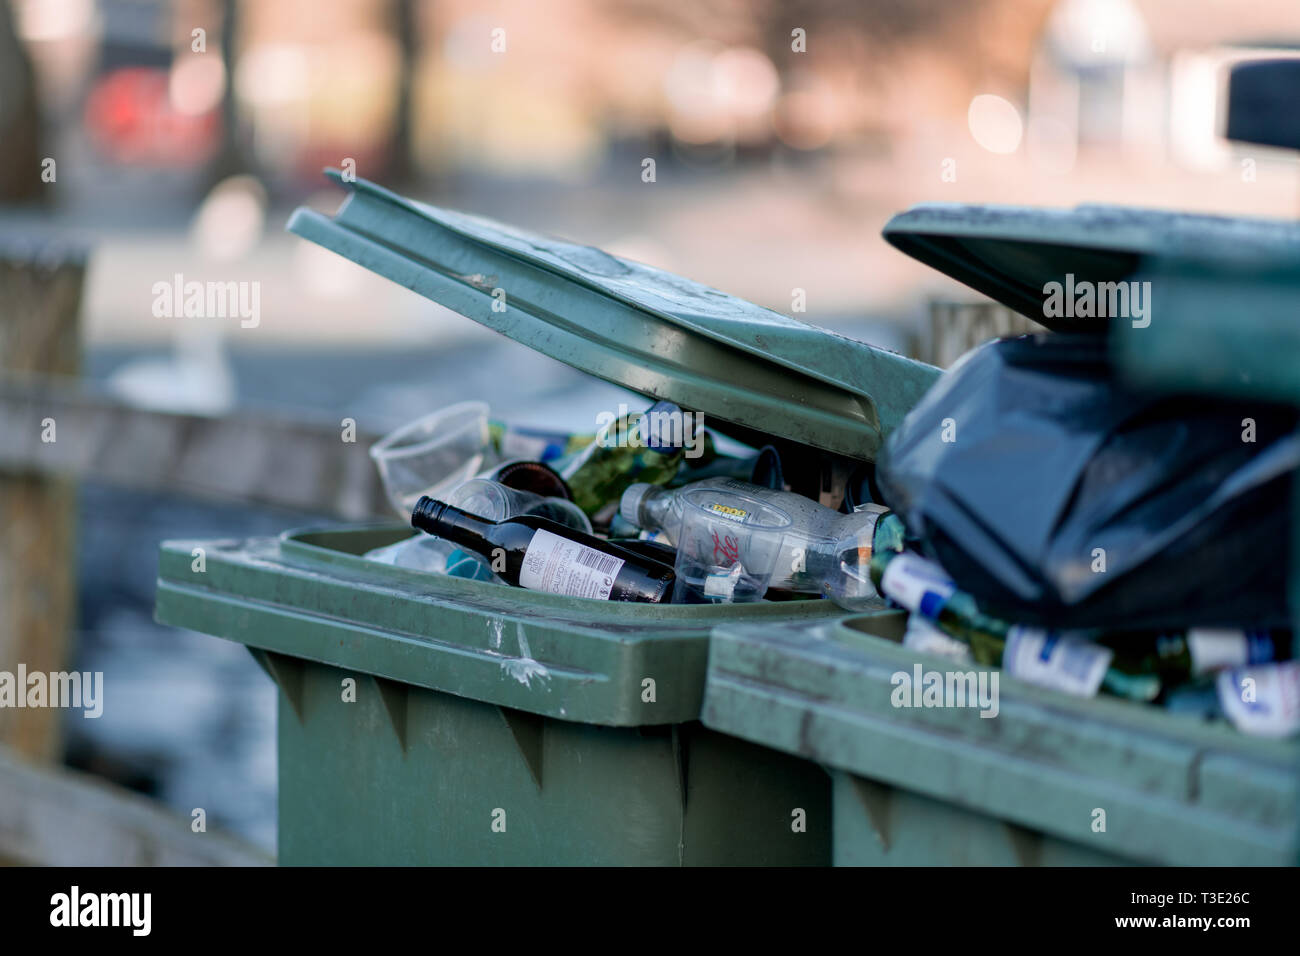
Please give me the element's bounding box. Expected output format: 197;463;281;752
0;244;85;761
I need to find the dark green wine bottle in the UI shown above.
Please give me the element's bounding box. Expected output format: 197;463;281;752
868;549;1161;701
411;497;674;604
559;401;694;517
1097;629;1286;682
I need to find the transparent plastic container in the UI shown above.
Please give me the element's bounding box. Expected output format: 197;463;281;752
369;401;494;516
447;478;591;533
672;488;792;604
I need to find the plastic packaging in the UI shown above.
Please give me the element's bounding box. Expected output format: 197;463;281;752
876;334;1300;630
622;477;885;594
448;478;590;533
369;401;494;516
363;536;497;581
560;401;697;518
671;487;791;603
819;505;895;610
364;478;589;580
487;421;592;463
1216;661;1300;737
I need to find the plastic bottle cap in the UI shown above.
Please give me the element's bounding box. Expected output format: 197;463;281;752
638;401;686;451
620;482;655;527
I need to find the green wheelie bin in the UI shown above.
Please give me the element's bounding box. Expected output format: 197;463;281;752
153;172;940;865
703;199;1300;867
704;610;1298;866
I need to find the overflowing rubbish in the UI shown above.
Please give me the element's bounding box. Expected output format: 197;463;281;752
367;397;897;606
487;421;591;464
447;478;590;532
669;486;792;604
847;329;1300;737
558;400;705;519
410;496;675;603
870;549;1146;699
620;477;888;594
369;400;493;514
876;334;1299;632
359;382;1298;738
868;544;1297;735
364;535;497;581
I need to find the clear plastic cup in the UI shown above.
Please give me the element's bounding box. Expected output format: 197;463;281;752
369;401;494;517
671;487;792;604
446;478;592;533
821;505;891;611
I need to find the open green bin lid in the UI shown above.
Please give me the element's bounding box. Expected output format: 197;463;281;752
287;171;939;461
1112;252;1300;404
883;202;1300;331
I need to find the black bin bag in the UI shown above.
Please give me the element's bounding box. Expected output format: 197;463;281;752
876;334;1299;631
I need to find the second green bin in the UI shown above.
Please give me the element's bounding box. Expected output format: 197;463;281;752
703;611;1300;866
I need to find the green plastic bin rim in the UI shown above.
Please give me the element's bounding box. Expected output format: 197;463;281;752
286;170;939;462
153;525;851;726
278;523;843;621
883;202;1300;332
701;610;1300;865
829;610;1299;757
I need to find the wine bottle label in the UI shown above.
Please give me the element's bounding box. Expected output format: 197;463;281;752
903;615;972;663
1003;628;1112;698
519;529;625;601
1215;661;1300;738
879;553;955;617
1186;628;1274;675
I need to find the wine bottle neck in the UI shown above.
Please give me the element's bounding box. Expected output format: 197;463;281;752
411;498;498;549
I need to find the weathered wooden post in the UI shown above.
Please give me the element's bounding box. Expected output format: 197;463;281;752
0;244;86;761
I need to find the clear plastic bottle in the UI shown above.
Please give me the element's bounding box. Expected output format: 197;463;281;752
620;477;888;594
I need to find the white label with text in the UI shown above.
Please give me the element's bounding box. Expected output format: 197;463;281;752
520;529;623;600
1003;628;1111;698
880;553;955;615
